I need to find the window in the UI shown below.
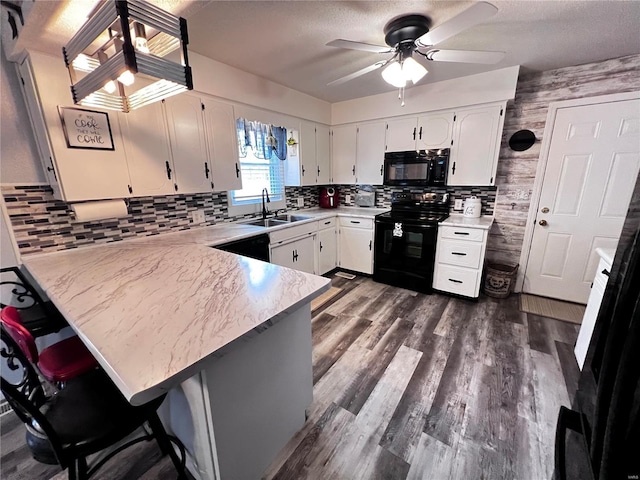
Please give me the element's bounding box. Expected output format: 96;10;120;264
229;119;287;210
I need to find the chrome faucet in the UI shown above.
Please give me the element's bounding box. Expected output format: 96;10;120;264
261;188;271;219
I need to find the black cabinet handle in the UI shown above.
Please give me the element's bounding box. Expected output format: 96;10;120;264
204;162;210;179
351;221;361;224
165;161;172;179
294;250;299;261
452;161;456;175
451;252;467;256
302;165;305;176
419;126;423;139
369;240;372;250
448;279;463;284
412;127;416;140
602;269;610;277
317;165;320;176
454;231;469;236
319;241;323;252
380;165;383;176
324;221;331;225
292;250;296;262
235;163;240;178
554;406;583;480
352;165;356;176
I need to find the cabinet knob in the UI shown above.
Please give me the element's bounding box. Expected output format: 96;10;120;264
539;219;548;226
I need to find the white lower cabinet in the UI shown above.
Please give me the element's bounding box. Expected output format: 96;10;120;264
317;218;337;275
271;236;316;274
433;225;488;298
338;217;374;275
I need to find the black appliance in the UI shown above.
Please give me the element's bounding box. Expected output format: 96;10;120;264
373;192;449;294
555;175;640;480
214;234;270;262
383;148;449;187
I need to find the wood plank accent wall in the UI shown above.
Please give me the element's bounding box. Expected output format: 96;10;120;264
486;54;640;267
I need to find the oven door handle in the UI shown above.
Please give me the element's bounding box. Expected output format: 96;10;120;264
554;406;583;480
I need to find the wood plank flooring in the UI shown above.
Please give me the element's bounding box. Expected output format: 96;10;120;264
0;273;579;480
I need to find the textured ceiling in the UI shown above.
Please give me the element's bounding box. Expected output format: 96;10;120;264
18;1;640;103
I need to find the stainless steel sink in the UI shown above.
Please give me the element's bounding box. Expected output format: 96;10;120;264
246;218;289;227
273;214;313;223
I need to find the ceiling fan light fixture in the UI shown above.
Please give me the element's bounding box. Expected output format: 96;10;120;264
403;57;427;84
381;62;407;88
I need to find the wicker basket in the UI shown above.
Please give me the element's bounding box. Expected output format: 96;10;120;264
483;263;519;298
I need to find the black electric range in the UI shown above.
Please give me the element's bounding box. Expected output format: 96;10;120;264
373;192;449;293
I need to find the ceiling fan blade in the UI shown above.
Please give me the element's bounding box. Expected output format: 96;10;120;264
424;49;504;64
327;61;389;86
417;2;498;46
326;39;392;54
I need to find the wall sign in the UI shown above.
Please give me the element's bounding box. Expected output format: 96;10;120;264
59;107;114;150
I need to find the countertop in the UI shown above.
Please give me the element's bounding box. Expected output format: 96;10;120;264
23;242;330;406
439;214;494;230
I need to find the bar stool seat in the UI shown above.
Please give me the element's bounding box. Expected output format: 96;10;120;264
1;306;98;384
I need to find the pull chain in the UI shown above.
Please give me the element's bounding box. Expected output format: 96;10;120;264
398;86;405;107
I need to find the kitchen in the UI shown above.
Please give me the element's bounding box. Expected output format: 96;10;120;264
1;1;639;480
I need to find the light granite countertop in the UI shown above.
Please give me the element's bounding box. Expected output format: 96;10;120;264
439;214;494;230
23;242;330;406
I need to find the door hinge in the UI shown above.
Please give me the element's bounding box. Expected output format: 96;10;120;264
174;183;178;191
490;176;494;183
453;115;456;122
20;76;24;86
201;103;205;111
451;139;454;146
128;185;133;194
386;124;388;129
500;108;503;116
211;181;215;190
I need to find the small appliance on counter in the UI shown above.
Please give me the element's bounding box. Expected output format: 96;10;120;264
319;187;338;208
463;196;482;218
355;187;375;207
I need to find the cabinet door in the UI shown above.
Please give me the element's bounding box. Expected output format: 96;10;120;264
271;241;297;270
271;236;315;274
119;102;175;197
331;125;357;184
299;121;317;186
385;117;418;152
339;226;373;274
202;98;242;191
316;124;331;185
318;227;337;275
164;95;211;194
449;105;503;186
417;112;454;150
356;122;386;185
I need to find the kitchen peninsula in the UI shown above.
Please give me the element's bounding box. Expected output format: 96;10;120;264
22;229;331;480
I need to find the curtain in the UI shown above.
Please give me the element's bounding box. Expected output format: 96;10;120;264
236;118;287;161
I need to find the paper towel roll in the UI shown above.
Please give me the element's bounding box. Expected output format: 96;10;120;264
71;200;128;222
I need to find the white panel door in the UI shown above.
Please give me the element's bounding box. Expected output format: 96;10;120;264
119;102;175;197
339;227;373;274
202;98;242;191
525;99;640;302
356;122;386;185
316;124;331;185
385;117;418;152
164;95;211;194
299;121;317;186
417;112;454;150
318;227;337;275
331;125;357;184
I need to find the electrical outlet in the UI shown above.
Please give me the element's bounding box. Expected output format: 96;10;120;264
297;197;305;207
191;209;206;224
454;199;463;210
345;194;351;204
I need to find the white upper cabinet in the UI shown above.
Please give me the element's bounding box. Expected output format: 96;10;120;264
417;112;454;150
356;122;386;185
163;94;211;195
316;124;331;185
202;98;242;191
299;121;317;186
331;125;357;185
119;102;175;197
18;51;131;202
385;117;418;152
448;103;505;186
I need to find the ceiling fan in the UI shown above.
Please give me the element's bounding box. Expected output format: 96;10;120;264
326;1;503;93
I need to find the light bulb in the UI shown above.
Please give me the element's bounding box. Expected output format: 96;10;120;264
381;62;406;88
117;70;135;86
135;37;150;54
103;80;117;94
133;22;150;54
402;57;427;84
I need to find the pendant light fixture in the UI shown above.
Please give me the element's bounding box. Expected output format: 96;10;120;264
62;0;193;113
381;44;427;106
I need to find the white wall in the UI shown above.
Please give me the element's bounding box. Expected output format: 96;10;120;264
331;65;520;125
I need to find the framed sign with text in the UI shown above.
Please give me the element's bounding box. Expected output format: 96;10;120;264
58;107;115;150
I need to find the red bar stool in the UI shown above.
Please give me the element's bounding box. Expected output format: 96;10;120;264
0;306;98;384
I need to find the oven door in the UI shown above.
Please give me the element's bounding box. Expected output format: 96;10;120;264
373;219;437;293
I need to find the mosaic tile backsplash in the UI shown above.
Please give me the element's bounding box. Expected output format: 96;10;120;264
2;183;495;256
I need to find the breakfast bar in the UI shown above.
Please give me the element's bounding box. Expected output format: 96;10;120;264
22;240;330;480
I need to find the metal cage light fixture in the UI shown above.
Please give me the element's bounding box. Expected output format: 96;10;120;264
62;0;193;113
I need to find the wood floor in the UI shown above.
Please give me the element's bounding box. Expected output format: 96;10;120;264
0;273;579;480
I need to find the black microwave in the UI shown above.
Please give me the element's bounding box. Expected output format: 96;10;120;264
383;149;449;186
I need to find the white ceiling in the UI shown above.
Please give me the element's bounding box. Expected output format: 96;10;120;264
18;1;640;103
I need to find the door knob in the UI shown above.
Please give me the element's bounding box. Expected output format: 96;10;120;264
539;219;548;226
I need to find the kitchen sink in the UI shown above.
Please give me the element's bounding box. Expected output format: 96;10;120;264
246;218;289;227
273;214;313;223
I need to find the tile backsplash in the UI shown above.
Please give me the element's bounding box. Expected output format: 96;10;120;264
2;183;494;256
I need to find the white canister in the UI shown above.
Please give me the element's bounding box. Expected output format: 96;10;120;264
463;196;482;218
